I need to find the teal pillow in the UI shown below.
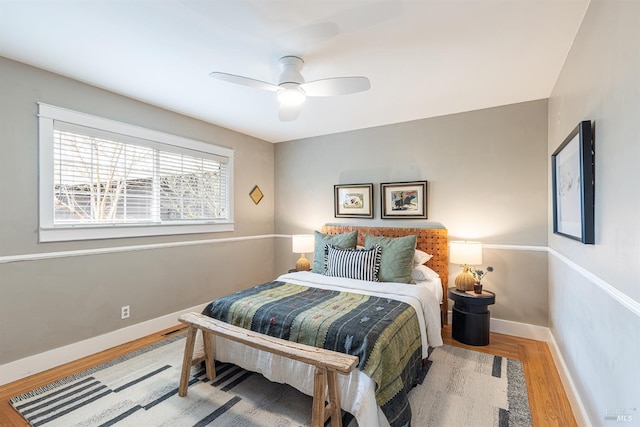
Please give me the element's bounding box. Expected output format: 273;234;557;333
312;230;358;273
364;234;417;284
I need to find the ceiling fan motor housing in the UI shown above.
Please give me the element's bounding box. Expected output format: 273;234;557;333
278;56;305;85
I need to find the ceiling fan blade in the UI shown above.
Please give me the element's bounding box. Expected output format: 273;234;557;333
300;76;370;97
209;72;279;92
278;103;303;122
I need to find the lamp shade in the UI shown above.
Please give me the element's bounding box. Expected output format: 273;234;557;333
449;241;482;265
292;234;314;254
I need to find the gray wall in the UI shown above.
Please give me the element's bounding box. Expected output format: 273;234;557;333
274;100;549;326
547;0;640;424
0;57;276;364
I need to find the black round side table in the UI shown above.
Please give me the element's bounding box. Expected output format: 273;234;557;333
447;287;496;346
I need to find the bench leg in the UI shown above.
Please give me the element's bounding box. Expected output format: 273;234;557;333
326;369;342;427
311;366;327;427
178;326;197;397
202;330;216;381
311;367;343;427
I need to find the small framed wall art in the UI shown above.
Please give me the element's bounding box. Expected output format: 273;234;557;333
380;181;428;219
334;183;374;218
551;120;594;244
249;185;264;205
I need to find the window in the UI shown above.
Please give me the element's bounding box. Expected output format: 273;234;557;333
38;103;234;242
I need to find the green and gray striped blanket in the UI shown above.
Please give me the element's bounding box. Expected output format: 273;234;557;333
203;280;424;427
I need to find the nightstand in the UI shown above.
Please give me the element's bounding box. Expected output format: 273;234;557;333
447;287;496;346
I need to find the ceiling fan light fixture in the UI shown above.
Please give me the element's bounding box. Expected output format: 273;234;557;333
277;85;306;106
209;55;369;122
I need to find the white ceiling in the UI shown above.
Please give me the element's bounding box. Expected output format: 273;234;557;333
0;0;589;143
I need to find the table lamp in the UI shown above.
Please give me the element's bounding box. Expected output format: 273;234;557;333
449;241;482;291
292;234;314;271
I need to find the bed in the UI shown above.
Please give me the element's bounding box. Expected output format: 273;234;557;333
196;225;449;427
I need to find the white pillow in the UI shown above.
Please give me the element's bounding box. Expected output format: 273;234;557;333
413;249;433;265
412;265;439;281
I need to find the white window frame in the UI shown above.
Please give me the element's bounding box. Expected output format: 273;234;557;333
38;103;234;242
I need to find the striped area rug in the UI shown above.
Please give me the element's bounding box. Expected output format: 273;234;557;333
10;334;531;427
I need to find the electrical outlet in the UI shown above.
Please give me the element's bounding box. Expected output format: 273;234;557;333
121;305;130;319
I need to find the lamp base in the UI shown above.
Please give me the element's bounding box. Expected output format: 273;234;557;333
295;255;311;271
455;271;476;291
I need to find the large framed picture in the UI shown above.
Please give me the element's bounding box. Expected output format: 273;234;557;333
380;181;428;219
551;121;594;244
334;183;374;218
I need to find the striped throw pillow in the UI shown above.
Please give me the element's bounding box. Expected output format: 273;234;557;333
324;244;382;282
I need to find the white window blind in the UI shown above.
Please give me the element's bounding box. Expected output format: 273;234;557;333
39;103;234;242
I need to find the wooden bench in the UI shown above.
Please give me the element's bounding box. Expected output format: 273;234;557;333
178;312;359;427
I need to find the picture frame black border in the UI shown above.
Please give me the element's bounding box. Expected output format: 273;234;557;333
380;180;428;219
334;183;374;218
551;120;595;244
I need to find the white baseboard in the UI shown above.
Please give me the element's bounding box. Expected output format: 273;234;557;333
446;311;550;342
490;317;551;342
547;332;593;427
0;303;208;387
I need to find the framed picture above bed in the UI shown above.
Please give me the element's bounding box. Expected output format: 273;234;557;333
380;181;428;219
551;120;594;244
334;183;374;218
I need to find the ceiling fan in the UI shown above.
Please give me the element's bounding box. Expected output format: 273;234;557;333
210;56;370;121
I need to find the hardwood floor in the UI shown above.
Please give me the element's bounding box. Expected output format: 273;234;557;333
0;325;577;426
442;324;577;427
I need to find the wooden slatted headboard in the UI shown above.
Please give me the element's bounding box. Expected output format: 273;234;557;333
321;225;449;324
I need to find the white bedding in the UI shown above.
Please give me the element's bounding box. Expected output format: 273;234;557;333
195;271;443;427
416;276;444;304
